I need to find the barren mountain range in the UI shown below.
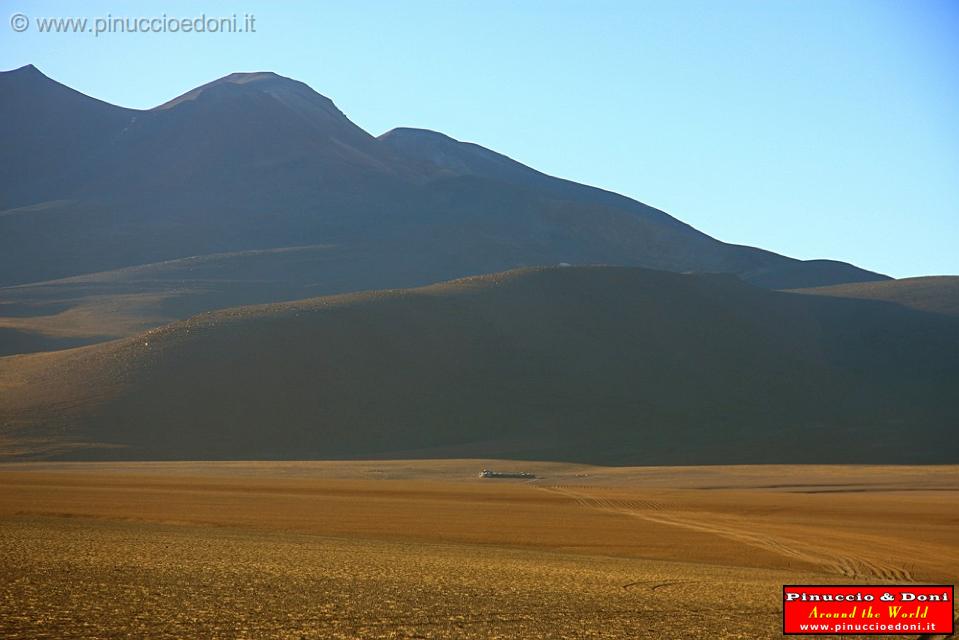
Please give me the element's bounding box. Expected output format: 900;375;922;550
0;65;955;463
0;65;893;354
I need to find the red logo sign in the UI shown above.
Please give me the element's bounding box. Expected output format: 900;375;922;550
783;585;954;635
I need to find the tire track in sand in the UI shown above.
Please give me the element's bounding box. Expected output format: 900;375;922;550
542;485;913;582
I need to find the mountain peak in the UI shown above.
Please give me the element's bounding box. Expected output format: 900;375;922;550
155;70;337;113
0;64;55;88
380;127;457;142
217;70;286;84
0;64;131;113
5;63;43;76
150;70;376;147
379;126;531;179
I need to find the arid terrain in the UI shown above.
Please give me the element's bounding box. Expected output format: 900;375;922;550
3;267;957;466
1;461;956;638
2;10;955;640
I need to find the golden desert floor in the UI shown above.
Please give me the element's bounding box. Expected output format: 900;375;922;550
0;461;956;639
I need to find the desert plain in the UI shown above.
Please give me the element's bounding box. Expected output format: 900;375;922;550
0;461;956;639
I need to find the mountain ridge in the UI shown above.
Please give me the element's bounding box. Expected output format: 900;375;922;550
0;64;892;357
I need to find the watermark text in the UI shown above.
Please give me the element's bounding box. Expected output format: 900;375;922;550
10;12;256;37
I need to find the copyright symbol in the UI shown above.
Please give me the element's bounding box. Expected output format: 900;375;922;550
10;13;29;32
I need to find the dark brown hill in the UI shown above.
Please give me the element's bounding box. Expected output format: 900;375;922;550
791;276;959;317
1;267;954;464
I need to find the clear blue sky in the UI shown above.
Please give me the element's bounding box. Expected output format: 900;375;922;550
4;0;957;277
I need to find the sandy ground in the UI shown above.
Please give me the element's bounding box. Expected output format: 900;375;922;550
0;461;956;638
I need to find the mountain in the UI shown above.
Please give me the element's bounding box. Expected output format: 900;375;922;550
0;65;888;356
0;64;134;207
1;266;955;463
790;277;959;317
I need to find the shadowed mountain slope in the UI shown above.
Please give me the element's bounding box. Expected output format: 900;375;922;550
791;276;959;317
0;66;889;355
0;65;136;208
1;267;955;463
